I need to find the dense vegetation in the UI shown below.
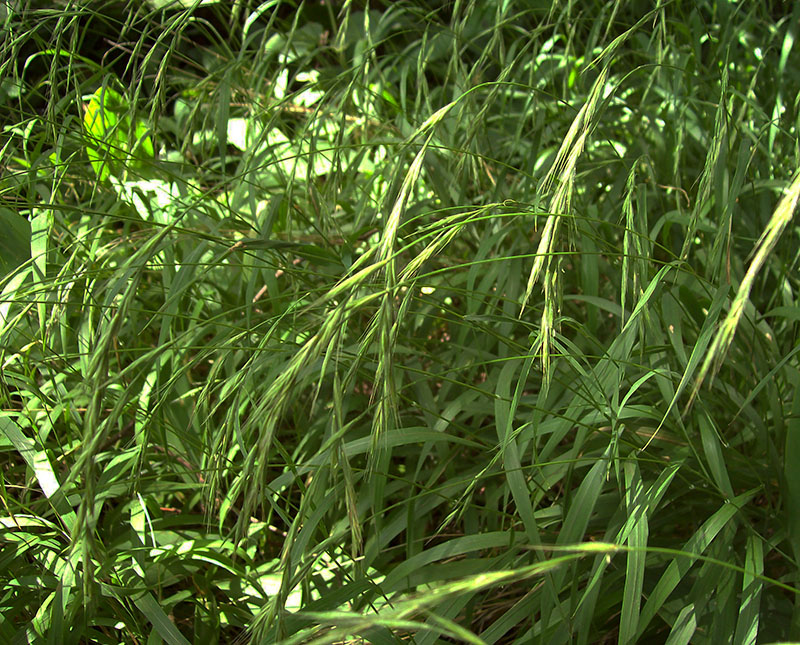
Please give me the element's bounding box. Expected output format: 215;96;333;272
3;0;800;642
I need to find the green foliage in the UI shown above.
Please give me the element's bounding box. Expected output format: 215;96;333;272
2;0;800;643
83;84;155;181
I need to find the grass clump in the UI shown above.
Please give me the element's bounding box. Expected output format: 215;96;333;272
2;0;800;642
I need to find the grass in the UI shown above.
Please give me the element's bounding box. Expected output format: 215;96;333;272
2;0;800;642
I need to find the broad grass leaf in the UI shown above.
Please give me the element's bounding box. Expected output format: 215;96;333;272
133;592;191;645
0;208;30;276
636;489;758;639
